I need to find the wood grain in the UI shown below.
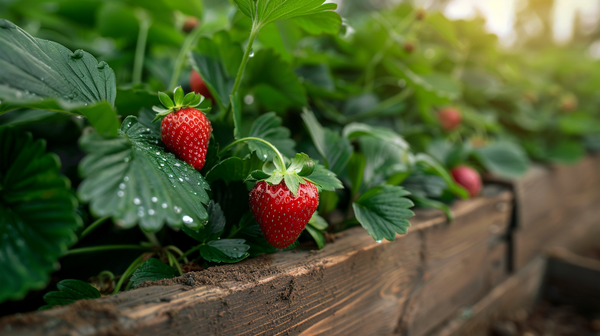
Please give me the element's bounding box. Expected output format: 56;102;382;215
0;189;513;336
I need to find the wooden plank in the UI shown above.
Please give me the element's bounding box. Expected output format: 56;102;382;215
0;189;513;336
430;257;546;336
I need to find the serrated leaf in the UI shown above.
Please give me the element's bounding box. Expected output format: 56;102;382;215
304;164;343;191
283;173;304;196
0;20;119;136
206;154;264;184
248;112;296;160
287;153;314;176
293;11;342;35
402;173;447;198
233;0;337;28
78;116;211;232
0;128;81;304
301;109;352;174
199;239;250;263
471;142;529;179
41;279;100;309
359;136;409;188
305;225;325;249
129;258;176;287
353;185;414;242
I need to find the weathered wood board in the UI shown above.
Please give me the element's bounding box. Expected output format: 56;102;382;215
512;155;600;270
0;188;513;336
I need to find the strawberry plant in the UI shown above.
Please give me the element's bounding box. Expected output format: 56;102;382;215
0;0;598;315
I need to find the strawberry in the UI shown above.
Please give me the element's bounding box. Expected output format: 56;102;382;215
153;87;212;171
404;42;415;53
451;165;482;198
182;17;199;34
190;70;213;101
250;180;319;248
437;107;462;131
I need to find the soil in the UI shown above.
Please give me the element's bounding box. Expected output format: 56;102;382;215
490;301;600;336
137;254;280;289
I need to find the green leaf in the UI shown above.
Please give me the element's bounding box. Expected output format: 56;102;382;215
471;142;529;179
248;112;296;160
78;116;211;232
183;200;226;243
343;123;410;151
359;136;409;188
308;212;328;230
233;0;337;28
293;11;342;35
41;280;100;309
0;20;119;136
129;258;176;287
283;173;305;196
246;49;307;112
287;153;314;176
545;140;585;164
301;109;352;174
347;152;366;197
353;185;414;242
411;196;454;223
199;239;250;263
0;128;81;304
305;225;325;249
115;86;160;116
206;154;264;184
403;173;447;198
304;163;343;191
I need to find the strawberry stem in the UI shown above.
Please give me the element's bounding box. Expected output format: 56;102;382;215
219;137;286;172
169;24;204;91
133;9;151;86
231;23;260;98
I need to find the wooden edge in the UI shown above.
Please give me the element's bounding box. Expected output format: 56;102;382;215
429;257;546;336
0;189;513;336
546;247;600;273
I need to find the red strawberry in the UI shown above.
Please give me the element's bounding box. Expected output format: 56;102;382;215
190;70;213;101
153;87;212;171
404;42;415;53
438;107;462;131
250;180;319;249
161;108;212;171
451;165;482;198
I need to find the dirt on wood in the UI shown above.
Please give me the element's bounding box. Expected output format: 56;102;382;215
490;301;600;336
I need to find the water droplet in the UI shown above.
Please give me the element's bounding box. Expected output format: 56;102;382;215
148;209;155;215
0;19;15;29
178;178;183;182
174;206;182;214
124;176;129;181
398;79;406;88
117;191;125;197
124;157;130;163
71;49;84;59
263;154;267;159
244;95;254;105
156;152;161;155
119;183;126;190
15;91;22;99
97;61;106;69
133;198;141;205
376;240;382;243
151;197;158;203
249;49;254;57
160;163;164;167
161;203;168;209
138;210;145;217
182;215;193;224
169;175;173;178
175;163;181;167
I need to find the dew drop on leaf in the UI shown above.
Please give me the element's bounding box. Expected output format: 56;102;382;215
119;183;126;190
117;191;124;197
244;95;254;105
148;209;155;215
174;206;182;214
161;203;168;209
151;197;158;203
124;176;129;181
182;215;193;224
376;240;382;243
133;198;141;205
249;49;254;57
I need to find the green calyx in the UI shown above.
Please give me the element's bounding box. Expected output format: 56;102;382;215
152;86;208;121
249;153;317;197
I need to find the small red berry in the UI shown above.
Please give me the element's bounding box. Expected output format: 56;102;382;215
161;107;212;171
190;70;213;101
438;108;462;131
404;42;415;53
182;17;199;33
451;165;482;198
249;180;319;249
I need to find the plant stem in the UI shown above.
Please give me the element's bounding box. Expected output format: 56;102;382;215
177;244;202;262
143;231;161;247
66;244;150;255
133;10;151;86
80;216;110;239
230;23;260;98
113;253;147;294
165;245;188;264
169;24;204;91
218;137;286;170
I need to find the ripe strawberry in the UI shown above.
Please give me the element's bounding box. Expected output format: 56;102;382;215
437;107;462;131
250;180;319;249
153;87;212;171
190;70;213;101
451;165;482;198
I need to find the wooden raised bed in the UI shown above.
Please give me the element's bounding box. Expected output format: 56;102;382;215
0;187;513;336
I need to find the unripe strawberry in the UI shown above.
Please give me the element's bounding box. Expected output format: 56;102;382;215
250;181;319;249
153;87;212;171
183;17;199;34
437;107;462;131
190;70;213;101
451;165;482;198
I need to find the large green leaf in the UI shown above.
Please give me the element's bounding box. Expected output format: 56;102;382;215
301;109;352;174
0;19;119;136
183;200;227;243
40;279;100;310
0;128;81;303
246;49;307;112
233;0;337;28
471;142;529;179
248;112;296;160
129;258;176;287
198;239;250;263
304;163;343;191
353;185;414;242
206;154;264;184
78;116;211;232
343;122;410;151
